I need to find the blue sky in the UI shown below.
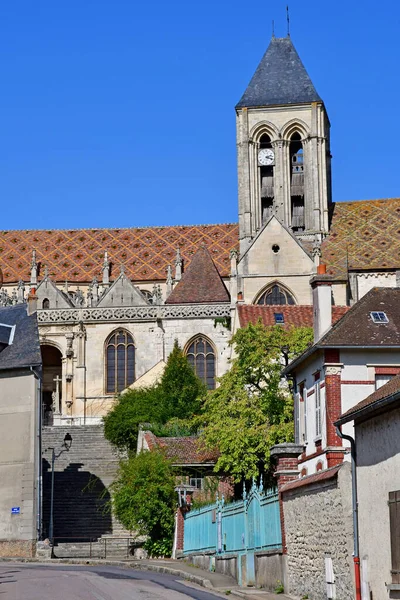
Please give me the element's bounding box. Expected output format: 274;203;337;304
1;0;400;230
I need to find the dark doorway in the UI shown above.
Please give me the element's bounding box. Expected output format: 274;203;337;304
41;344;62;426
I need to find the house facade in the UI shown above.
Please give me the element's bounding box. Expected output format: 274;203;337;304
337;374;400;600
0;302;42;557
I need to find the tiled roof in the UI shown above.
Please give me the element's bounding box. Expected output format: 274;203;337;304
238;305;348;329
0;304;42;371
166;246;230;304
285;288;400;375
319;287;400;347
338;373;400;424
322;199;400;278
280;465;342;493
144;432;219;465
0;224;239;284
236;37;321;108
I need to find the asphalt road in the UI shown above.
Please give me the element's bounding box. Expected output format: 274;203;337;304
0;563;227;600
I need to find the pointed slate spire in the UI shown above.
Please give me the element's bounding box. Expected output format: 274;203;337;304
236;37;321;108
165;246;230;305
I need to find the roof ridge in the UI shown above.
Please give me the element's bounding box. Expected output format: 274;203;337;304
0;222;238;234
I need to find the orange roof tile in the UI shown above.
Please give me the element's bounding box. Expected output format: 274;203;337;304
0;223;239;284
144;432;219;465
238;305;348;329
322;198;400;278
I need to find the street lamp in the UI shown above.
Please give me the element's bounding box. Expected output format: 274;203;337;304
48;433;72;545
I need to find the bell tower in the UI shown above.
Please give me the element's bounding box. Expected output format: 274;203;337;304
236;36;332;253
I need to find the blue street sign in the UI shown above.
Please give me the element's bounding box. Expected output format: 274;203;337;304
11;507;20;515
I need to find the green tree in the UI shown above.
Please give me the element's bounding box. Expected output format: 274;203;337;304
200;321;313;482
103;340;205;451
160;339;206;420
112;449;176;556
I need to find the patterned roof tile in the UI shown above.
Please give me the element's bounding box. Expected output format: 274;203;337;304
238;305;348;329
0;224;239;284
322;199;400;278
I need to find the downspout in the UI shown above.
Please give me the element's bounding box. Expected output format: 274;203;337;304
336;425;361;600
30;366;42;542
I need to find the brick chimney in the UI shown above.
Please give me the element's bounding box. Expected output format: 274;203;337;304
27;288;37;316
310;264;333;342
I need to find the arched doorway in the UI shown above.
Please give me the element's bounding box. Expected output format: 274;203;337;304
41;344;62;426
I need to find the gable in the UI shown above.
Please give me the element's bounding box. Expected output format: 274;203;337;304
97;272;150;307
35;278;73;309
238;216;314;276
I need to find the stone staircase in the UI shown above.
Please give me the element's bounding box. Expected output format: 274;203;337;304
42;425;143;558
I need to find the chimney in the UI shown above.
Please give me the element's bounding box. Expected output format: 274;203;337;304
27;288;37;316
310;264;333;342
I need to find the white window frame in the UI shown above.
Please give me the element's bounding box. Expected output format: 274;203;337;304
303;384;308;444
315;380;322;439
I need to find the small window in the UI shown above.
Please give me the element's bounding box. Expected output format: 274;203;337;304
42;298;50;309
274;313;284;325
189;477;203;490
370;311;389;323
376;374;393;389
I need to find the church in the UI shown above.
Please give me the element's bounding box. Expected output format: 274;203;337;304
1;35;399;426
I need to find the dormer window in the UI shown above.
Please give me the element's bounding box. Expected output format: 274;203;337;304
274;313;284;325
370;311;389;323
0;323;16;352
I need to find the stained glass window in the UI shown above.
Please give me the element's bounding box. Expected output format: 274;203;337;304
257;284;295;306
186;336;216;390
105;329;135;394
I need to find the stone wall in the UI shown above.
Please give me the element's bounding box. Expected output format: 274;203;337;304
0;540;35;558
282;462;354;599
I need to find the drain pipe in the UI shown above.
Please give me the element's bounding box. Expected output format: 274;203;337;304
336;425;361;600
30;366;42;542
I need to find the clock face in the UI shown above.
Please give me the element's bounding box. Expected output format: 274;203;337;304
258;148;275;166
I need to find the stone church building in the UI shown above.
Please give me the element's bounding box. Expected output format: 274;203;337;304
1;35;399;426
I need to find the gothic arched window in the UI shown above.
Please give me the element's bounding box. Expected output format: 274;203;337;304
290;132;305;231
42;298;50;309
258;133;274;224
257;284;296;306
105;329;135;394
186;336;216;390
140;289;153;304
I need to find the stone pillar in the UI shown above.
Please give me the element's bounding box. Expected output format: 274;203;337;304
324;349;345;467
270;443;303;553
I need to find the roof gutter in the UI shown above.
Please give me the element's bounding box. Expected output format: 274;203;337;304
284;345;400;376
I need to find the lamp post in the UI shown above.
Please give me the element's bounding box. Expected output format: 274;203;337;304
48;432;72;545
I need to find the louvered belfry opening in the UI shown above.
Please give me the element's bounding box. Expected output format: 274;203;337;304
259;134;274;224
290;132;305;232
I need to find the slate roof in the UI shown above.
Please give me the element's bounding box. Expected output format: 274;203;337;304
322;198;400;278
338;373;400;424
238;305;348;329
236;37;321;108
0;223;238;284
165;246;230;304
0;304;42;371
144;432;219;465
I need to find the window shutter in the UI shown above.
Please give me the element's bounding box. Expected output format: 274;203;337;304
389;490;400;583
